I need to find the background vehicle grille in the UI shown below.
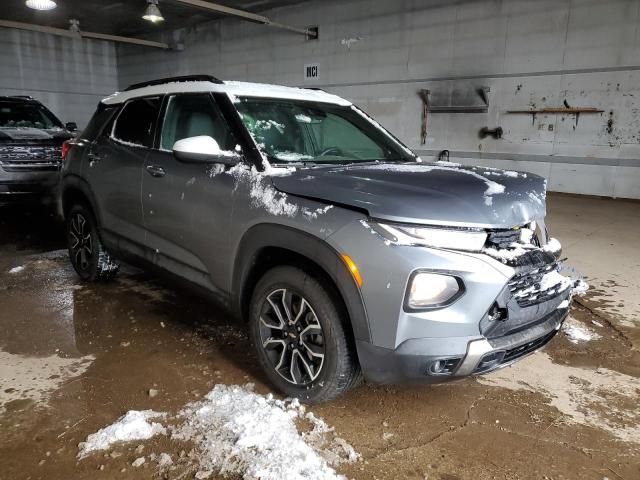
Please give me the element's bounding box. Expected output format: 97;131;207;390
0;145;61;172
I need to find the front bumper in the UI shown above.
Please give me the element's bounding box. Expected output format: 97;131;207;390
356;303;569;384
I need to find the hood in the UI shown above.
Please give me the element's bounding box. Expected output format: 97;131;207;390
0;127;72;142
270;162;547;228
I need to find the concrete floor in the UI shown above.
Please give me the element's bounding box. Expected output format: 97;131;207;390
0;193;638;480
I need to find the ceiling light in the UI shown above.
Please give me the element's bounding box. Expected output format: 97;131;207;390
25;0;57;10
143;0;164;23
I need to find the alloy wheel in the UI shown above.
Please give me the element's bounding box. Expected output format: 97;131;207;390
69;213;93;271
258;288;326;385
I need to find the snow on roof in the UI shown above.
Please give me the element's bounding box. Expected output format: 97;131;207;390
101;79;351;106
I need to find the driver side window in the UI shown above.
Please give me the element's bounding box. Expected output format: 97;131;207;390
160;94;234;151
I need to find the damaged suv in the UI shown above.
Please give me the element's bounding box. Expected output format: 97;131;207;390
0;96;76;205
61;75;578;402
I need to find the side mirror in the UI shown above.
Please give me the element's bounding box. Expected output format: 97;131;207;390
173;136;239;165
65;122;78;132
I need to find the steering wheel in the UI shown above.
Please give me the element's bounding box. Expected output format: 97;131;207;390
318;147;344;157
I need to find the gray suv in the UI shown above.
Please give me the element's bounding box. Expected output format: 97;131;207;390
1;96;76;205
61;75;574;402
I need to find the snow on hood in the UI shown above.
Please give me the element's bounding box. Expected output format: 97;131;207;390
270;162;547;228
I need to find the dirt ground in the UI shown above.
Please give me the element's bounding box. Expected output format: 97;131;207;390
0;193;639;480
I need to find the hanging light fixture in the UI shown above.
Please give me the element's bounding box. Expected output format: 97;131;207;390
68;18;81;37
25;0;57;10
142;0;164;23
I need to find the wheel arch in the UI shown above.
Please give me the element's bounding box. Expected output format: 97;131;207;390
61;175;101;225
232;224;371;343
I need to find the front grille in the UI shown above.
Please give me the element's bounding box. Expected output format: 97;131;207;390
508;263;570;308
486;227;540;249
0;145;61;171
473;329;558;374
502;329;557;363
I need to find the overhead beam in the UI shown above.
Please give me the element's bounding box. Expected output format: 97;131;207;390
172;0;317;38
0;19;170;49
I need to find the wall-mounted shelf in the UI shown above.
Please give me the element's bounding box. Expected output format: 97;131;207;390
507;107;604;114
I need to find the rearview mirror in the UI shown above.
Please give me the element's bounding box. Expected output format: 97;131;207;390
173;136;239;165
65;122;78;132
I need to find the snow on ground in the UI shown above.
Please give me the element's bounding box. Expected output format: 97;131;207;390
562;316;601;343
78;410;167;458
478;352;640;443
8;265;25;274
174;384;358;480
78;384;359;479
0;350;94;414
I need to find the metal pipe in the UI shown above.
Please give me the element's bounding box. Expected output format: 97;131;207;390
0;19;170;49
172;0;316;38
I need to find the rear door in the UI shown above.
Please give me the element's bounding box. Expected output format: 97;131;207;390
84;96;161;248
141;92;239;292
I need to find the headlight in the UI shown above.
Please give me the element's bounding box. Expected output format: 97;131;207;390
373;223;487;252
406;272;463;309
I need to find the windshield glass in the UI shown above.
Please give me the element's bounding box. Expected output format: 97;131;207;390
234;97;414;164
0;102;63;129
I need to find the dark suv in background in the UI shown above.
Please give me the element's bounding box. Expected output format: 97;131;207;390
0;96;76;205
61;75;576;403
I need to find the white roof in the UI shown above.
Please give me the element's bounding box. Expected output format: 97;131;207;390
101;80;351;106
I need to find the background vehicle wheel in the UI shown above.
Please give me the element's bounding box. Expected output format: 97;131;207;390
66;204;119;282
249;266;361;403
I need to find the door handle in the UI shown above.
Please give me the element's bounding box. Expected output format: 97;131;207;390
146;165;165;177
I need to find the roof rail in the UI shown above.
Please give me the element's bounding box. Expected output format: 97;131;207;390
9;95;34;100
124;75;223;92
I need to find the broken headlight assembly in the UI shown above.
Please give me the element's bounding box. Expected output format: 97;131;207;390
371;222;488;252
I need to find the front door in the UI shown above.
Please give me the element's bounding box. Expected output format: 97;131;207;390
85;96;161;248
141;93;238;293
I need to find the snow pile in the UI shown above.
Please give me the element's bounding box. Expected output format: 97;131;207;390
79;385;358;479
8;265;25;274
172;384;357;480
77;410;167;458
563;320;600;343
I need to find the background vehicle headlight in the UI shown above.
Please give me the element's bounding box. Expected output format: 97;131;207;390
406;273;462;309
374;223;487;252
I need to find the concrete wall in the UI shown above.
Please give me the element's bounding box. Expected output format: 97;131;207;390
0;28;118;128
114;0;640;199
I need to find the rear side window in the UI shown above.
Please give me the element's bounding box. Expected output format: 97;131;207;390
81;105;117;140
160;94;234;151
112;97;161;148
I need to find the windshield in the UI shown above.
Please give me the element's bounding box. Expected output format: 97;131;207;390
0;102;63;129
234;97;414;164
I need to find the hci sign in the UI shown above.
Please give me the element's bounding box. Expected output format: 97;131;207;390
304;63;319;81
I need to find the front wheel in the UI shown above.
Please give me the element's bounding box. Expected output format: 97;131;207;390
67;204;119;281
249;266;361;403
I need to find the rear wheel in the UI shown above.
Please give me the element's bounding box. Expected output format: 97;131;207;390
249;266;361;403
67;204;119;281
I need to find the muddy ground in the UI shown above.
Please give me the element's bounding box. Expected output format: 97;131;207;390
0;193;639;480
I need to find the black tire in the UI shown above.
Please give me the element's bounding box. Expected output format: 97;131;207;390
66;204;119;282
249;266;361;403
